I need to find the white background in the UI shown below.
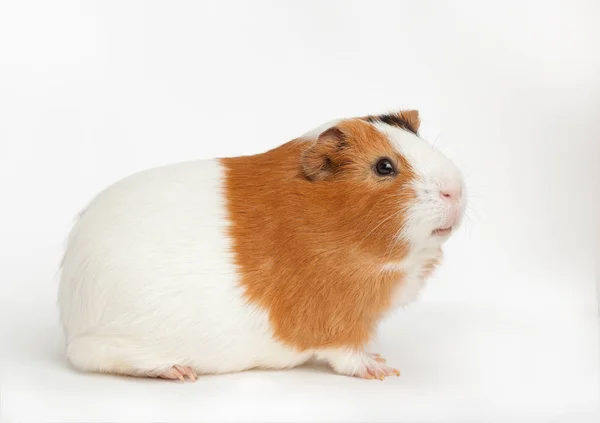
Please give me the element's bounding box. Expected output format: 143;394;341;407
1;1;599;422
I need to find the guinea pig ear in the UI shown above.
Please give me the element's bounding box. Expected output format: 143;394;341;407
301;126;346;181
397;110;421;133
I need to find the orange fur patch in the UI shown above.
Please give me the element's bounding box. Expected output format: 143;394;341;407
221;119;426;351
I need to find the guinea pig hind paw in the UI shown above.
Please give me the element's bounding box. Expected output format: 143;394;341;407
158;365;198;382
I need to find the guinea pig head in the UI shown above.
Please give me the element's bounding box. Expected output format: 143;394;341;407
300;110;466;262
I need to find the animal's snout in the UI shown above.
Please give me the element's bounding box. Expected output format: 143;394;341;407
438;182;465;230
439;185;462;203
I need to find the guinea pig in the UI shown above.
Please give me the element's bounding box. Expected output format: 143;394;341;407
57;110;466;381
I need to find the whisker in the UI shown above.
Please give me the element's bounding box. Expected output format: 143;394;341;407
378;227;404;277
383;225;403;260
381;214;413;268
353;208;406;251
465;205;482;223
383;232;402;265
463;213;474;241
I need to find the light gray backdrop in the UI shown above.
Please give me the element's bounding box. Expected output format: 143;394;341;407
1;1;598;422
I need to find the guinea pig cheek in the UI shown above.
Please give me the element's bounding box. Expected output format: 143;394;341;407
388;184;420;242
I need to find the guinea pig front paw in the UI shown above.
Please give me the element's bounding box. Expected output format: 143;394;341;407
157;365;198;382
359;353;401;380
317;349;400;380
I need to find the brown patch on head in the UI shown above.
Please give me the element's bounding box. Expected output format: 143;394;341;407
301;119;414;184
362;110;421;135
221;118;421;351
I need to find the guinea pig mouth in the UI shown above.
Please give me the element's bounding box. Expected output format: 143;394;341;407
432;226;453;236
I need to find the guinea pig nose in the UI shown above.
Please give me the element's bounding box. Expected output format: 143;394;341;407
440;186;462;201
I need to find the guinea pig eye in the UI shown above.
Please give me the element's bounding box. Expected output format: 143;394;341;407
374;158;396;176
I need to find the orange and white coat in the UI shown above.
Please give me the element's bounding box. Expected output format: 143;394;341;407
58;110;466;381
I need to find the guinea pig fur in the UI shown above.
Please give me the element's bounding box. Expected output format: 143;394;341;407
58;110;466;381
